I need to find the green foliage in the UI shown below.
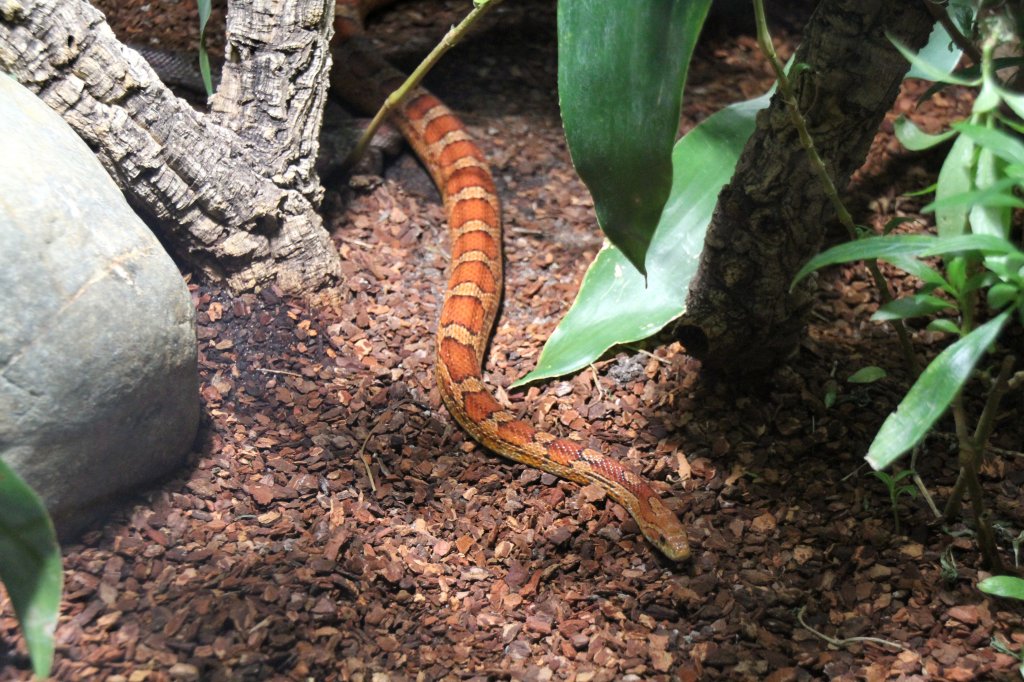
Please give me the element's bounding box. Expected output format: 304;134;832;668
867;312;1009;469
871;469;918;534
790;8;1023;568
794;27;1024;474
513;91;769;386
847;366;886;384
532;5;970;387
0;460;63;678
979;575;1024;600
557;0;711;274
979;575;1024;677
905;17;972;81
197;0;213;95
939;546;959;587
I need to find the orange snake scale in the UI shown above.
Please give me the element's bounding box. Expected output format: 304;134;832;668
331;1;690;561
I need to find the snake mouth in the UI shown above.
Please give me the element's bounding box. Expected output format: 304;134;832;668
649;529;691;562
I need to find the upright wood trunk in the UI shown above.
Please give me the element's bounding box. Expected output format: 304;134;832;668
677;0;935;371
0;0;341;295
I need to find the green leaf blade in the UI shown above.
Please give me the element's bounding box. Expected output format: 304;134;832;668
894;116;957;151
904;21;967;82
557;0;711;273
791;235;939;288
848;366;887;384
0;460;63;678
934;134;976;237
513;90;772;386
978;575;1024;600
890;32;977;86
872;294;955;322
197;0;213;95
866;312;1011;470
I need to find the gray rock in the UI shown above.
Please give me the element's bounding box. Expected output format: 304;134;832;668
0;74;199;538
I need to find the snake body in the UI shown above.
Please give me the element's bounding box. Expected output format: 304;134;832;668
331;1;690;561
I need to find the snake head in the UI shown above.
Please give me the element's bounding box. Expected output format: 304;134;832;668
641;496;691;562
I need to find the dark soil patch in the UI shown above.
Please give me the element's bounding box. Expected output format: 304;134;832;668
3;1;1023;680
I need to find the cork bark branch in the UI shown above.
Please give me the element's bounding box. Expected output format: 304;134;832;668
676;0;935;372
0;0;341;295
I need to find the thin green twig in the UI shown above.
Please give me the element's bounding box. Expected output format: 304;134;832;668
345;0;504;169
752;0;919;375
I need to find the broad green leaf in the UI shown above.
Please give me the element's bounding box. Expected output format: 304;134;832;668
866;311;1010;469
894;116;957;151
558;0;711;273
0;460;62;678
891;33;978;86
934;134;975;237
848;366;887;384
978;575;1024;600
513;91;771;386
905;21;967;81
872;294;955;322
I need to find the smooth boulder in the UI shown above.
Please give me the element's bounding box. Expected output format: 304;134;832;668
0;74;199;538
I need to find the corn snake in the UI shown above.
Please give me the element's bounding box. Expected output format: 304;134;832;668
331;1;690;561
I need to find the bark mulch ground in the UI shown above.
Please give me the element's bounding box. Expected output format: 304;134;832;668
2;1;1023;680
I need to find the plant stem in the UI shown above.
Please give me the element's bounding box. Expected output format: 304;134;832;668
344;0;504;169
891;489;902;535
752;0;919;375
910;445;942;519
943;356;1016;571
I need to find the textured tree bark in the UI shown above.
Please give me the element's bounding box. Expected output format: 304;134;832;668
0;0;341;295
676;0;935;372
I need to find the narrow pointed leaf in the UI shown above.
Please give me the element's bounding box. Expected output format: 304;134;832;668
872;294;955;321
927;318;961;335
0;460;63;678
558;0;711;273
954;123;1024;167
866;312;1010;470
793;234;1022;289
197;0;213;95
848;366;887;384
791;236;937;287
969;147;1013;239
934;134;976;236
